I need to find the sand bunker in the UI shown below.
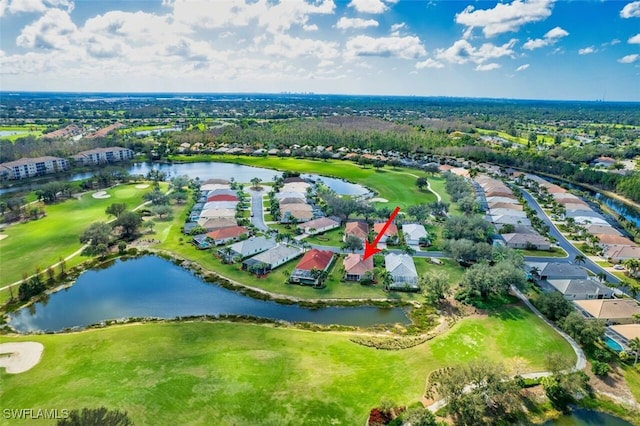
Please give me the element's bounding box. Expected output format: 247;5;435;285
0;234;7;241
370;197;389;203
135;184;150;189
92;191;111;199
0;342;44;374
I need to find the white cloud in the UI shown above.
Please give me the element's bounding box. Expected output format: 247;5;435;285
578;46;596;55
348;0;387;14
544;26;568;39
618;54;639;63
390;22;406;32
628;34;640;44
16;8;78;50
415;58;444;69
258;0;335;34
0;0;73;17
345;35;426;59
170;0;335;34
523;26;568;50
335;17;378;30
262;34;339;59
515;63;529;71
455;0;555;38
475;63;500;71
620;1;640;18
303;24;318;31
435;38;516;65
602;39;621;47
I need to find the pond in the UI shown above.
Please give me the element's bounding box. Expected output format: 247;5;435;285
543;408;632;425
134;127;182;136
8;256;410;333
0;131;29;137
1;161;370;196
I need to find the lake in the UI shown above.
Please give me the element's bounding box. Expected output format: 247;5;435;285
0;162;369;196
543;408;632;425
8;256;410;333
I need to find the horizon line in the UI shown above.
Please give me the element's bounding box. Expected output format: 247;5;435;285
1;90;639;104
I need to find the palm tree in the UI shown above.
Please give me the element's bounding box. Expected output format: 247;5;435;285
627;281;640;299
623;258;640;278
629;337;640;367
529;266;541;281
379;270;394;291
250;177;262;190
596;272;607;283
574;254;586;265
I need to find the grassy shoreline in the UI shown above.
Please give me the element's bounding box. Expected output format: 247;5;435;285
0;306;576;425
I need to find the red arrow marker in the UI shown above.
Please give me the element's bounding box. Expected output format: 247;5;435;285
363;206;400;260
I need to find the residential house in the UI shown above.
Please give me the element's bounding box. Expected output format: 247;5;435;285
206;194;238;202
490;215;531;227
488;202;523;211
242;245;303;274
191;234;212;250
0;156;69;180
488;209;528;218
343;254;374;282
538;262;589;280
501;233;550;250
298;217;340;235
207;188;236;197
197;217;237;231
574;299;640;324
202;201;239;211
373;222;399;243
402;223;428;246
565;210;605;220
206;226;249;245
585;224;621;236
604;245;640;263
219;236;277;262
199;208;236;219
344;221;369;242
546;278;613;300
289;249;335;286
486;196;521;204
384;253;418;290
610;324;640;342
595;234;637;249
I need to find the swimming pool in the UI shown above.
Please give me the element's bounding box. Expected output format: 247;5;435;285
605;336;624;352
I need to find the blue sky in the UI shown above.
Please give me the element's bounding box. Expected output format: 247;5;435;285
1;0;639;101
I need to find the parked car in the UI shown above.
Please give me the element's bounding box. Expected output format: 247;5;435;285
613;265;625;270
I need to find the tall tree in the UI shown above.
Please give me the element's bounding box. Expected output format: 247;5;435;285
105;202;127;218
418;270;451;306
114;211;142;240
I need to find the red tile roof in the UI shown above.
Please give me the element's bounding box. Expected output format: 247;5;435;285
206;226;248;241
373;222;398;237
207;194;239;202
345;221;369;240
343;254;374;275
295;249;334;271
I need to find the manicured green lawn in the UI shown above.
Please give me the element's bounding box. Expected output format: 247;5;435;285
304;227;344;247
0;183;165;286
519;247;568;258
0;307;575;425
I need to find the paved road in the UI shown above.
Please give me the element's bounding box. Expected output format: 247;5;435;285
519;189;620;285
247;188;268;231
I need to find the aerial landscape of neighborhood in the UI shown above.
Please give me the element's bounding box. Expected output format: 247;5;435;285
1;0;640;425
